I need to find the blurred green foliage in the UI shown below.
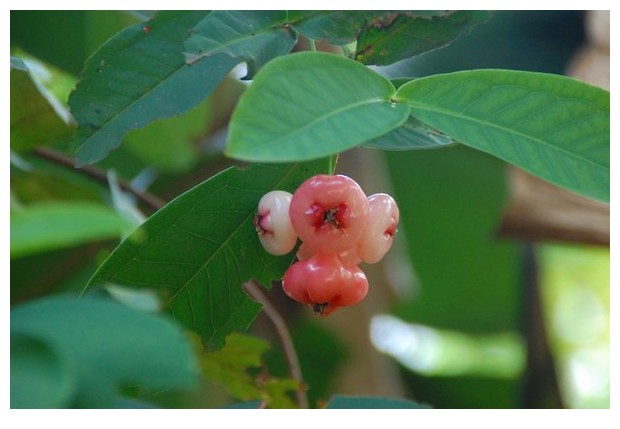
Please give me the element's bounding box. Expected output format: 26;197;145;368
10;10;606;410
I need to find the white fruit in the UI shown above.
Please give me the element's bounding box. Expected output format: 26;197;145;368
356;193;399;264
255;191;297;255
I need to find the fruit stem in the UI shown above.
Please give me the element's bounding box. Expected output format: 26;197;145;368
243;280;309;409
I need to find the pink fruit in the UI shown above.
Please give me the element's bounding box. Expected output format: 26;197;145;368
282;253;369;316
254;190;297;255
289;175;369;254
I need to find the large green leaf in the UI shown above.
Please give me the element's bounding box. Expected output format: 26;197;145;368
325;395;430;409
355;11;492;65
10;56;73;151
397;69;610;202
69;11;238;166
183;11;297;78
10;201;131;259
10;295;199;408
11;333;76;408
226;52;409;162
84;158;334;349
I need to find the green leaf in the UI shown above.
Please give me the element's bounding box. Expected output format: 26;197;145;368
10;56;74;151
10;295;199;408
363;115;455;150
355;11;492;65
291;11;452;46
202;332;299;408
10;201;131;259
325;395;431;409
183;11;297;78
363;78;454;150
397;69;610;202
11;333;76;408
84;158;334;349
291;11;378;45
226;52;410;162
203;333;269;400
69;11;238;166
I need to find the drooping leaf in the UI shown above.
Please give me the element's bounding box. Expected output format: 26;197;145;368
226;52;409;162
69;11;238;166
397;69;610;202
183;11;298;78
324;395;431;409
10;333;76;408
10;295;199;408
84;158;334;349
355;11;492;65
10;201;131;259
10;56;74;151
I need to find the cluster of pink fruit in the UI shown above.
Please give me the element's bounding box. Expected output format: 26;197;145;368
254;174;399;316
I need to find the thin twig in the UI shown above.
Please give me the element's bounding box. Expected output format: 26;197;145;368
243;279;309;409
33;147;166;213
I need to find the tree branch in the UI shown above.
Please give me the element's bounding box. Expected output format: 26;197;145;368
243;279;309;409
33;147;166;213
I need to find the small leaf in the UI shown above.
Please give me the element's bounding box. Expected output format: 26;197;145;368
84;158;334;349
10;56;74;151
183;11;297;78
10;333;76;408
226;52;409;162
10;295;199;408
10;201;131;259
202;333;299;408
397;69;610;202
355;11;492;65
325;395;431;409
202;333;269;400
69;11;238;166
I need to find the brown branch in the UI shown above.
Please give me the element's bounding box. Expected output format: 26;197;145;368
243;279;309;409
33;147;166;213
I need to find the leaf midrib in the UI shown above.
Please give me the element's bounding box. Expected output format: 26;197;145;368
233;97;399;155
407;101;609;173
